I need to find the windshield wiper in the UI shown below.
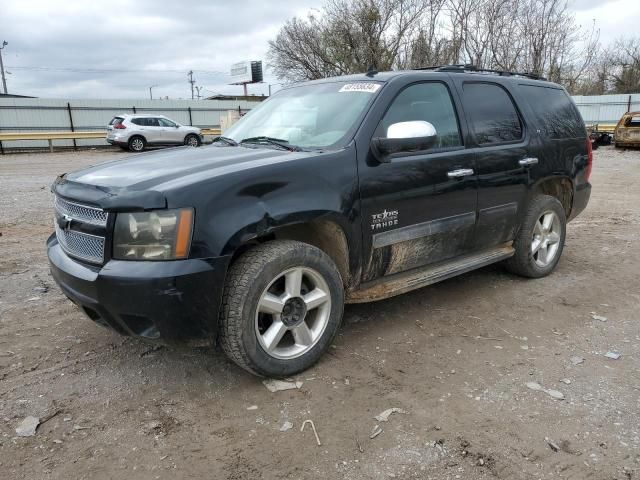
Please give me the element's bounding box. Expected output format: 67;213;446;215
239;136;301;152
215;136;238;146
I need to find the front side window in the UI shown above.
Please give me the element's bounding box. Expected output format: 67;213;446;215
377;82;462;149
463;83;523;144
224;81;382;149
158;118;177;127
626;115;640;127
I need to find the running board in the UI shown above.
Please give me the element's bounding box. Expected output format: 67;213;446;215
347;244;514;303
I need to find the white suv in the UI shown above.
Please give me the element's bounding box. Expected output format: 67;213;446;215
106;114;203;152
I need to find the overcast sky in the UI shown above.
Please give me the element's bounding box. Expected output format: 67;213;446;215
0;0;637;99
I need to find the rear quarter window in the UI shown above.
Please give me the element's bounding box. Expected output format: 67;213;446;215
109;117;124;125
520;85;585;139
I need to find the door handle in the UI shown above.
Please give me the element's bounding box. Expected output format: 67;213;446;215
519;157;539;166
447;168;474;178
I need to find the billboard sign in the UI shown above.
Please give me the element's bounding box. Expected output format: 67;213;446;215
230;61;263;85
230;61;252;84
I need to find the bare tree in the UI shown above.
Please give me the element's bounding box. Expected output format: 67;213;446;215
609;37;640;94
268;0;603;94
268;0;429;81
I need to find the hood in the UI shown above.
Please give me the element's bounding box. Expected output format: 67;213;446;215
54;145;313;211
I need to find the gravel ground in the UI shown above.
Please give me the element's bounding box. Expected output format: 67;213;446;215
0;146;639;480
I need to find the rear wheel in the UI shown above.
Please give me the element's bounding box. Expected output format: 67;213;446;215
128;136;146;152
219;240;344;377
184;134;201;147
505;194;566;278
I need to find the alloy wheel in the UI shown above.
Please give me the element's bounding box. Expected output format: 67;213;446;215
254;266;331;360
531;210;561;267
131;138;144;151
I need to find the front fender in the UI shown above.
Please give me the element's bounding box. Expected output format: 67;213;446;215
185;146;362;271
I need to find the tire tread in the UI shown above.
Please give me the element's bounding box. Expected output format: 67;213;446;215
219;240;342;376
505;194;565;278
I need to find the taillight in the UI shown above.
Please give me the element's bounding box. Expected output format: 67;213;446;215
585;137;593;182
114;123;126;129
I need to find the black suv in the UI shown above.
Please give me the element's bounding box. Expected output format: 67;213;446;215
48;67;592;377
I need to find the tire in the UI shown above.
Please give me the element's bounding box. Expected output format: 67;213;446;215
128;136;146;152
219;240;344;377
184;134;201;147
505;194;566;278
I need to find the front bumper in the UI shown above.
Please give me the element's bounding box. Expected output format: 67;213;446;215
47;234;230;344
568;182;591;221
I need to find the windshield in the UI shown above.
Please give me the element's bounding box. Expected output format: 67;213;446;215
224;81;382;149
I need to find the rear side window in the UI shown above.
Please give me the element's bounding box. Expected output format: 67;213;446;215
109;117;124;126
463;83;523;144
520;85;585;139
131;118;159;127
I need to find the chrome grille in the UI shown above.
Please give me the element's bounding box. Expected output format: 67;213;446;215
55;222;105;264
54;196;108;226
54;195;108;264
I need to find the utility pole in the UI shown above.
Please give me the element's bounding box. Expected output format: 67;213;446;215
195;86;202;100
0;41;8;95
187;70;195;100
149;85;158;100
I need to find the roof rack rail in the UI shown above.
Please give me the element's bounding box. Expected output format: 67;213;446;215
413;64;546;81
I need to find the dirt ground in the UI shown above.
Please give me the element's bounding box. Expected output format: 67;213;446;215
0;146;639;480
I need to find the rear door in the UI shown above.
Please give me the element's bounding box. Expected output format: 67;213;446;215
144;117;164;143
453;80;531;249
358;80;478;282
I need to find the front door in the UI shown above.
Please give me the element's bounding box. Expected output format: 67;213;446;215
158;117;182;143
358;81;478;282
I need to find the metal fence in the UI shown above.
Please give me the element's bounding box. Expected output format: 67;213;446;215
1;93;639;152
0;97;260;151
572;94;640;124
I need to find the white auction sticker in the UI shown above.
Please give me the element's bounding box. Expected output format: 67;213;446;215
339;83;381;93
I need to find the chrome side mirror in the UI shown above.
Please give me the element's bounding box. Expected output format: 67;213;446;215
371;121;438;163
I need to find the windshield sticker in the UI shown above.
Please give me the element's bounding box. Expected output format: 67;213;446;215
339;83;381;93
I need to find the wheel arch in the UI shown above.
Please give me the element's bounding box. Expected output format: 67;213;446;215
223;216;355;290
128;134;147;144
530;175;573;217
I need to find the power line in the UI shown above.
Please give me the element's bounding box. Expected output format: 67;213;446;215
6;65;230;76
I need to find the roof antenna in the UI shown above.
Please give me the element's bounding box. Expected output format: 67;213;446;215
366;65;378;77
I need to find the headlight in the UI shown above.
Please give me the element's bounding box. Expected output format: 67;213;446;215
113;208;193;260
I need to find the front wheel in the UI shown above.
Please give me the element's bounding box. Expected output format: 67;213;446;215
219;240;344;377
505;194;566;278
